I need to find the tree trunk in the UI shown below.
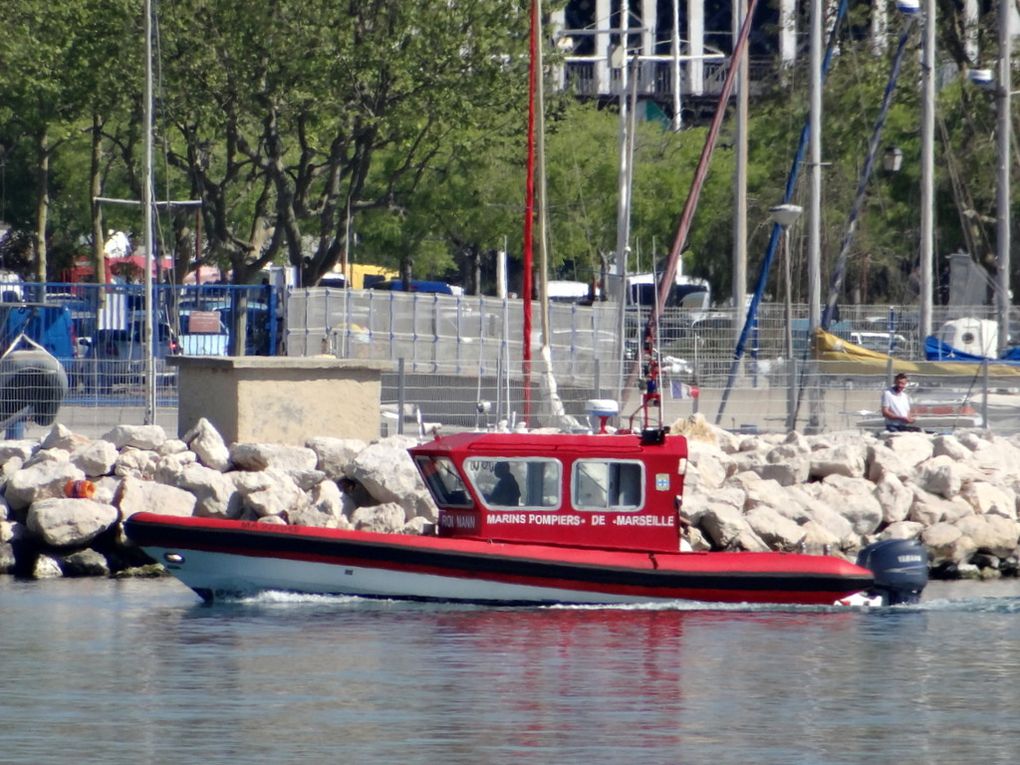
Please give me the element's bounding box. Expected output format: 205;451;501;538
90;112;107;300
34;127;49;283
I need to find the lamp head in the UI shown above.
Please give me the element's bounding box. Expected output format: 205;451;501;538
968;69;995;88
769;204;803;228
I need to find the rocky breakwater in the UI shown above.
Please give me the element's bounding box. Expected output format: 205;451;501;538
0;419;438;580
2;416;1019;583
675;417;1020;580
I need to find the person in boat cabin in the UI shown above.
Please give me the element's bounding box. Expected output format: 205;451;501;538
881;373;920;432
488;461;521;506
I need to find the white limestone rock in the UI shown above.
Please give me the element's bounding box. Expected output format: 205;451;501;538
5;460;85;512
684;442;730;491
176;463;241;519
866;443;913;483
744;506;805;551
695;502;755;550
102;424;167;451
70;440;119;477
305;436;368;480
908;487;974;527
882;432;934;468
26;497;119;547
92;476;121;505
0;440;36;462
158;438;189;456
873;473;913;525
0;541;15;574
346;436;430;520
800;519;842;552
922;522;976;566
229;442;317;473
784;486;858;548
741;478;796;515
350;502;408;534
809;442;867;480
236;469;308;519
915;455;968;499
961;481;1017;520
24;447;70;468
115;475;197;518
288;481;352;529
954;514;1020;559
183;418;231;471
41;424;91;452
756;444;810;486
879;520;925;541
810;475;884;536
0;455;24;493
114;448;160;480
931;434;971;462
154;450;199;482
289;468;328;492
33;554;64;579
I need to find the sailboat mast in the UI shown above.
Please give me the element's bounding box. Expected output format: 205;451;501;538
995;0;1011;356
521;0;539;423
919;0;935;341
143;0;156;425
535;1;550;351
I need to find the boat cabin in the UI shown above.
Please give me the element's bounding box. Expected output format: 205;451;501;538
409;429;689;553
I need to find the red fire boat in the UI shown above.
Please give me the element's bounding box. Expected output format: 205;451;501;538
124;422;927;607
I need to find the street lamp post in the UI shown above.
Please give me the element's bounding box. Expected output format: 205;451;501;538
771;203;802;431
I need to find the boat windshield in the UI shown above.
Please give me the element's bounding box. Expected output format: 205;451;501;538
463;457;560;510
414;456;472;508
572;460;644;511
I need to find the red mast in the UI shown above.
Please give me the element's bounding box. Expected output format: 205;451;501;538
521;0;539;424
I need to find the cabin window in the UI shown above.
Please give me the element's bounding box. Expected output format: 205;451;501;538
463;458;561;509
414;456;472;508
572;460;643;511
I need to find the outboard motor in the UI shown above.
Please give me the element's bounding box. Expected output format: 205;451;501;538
857;539;929;605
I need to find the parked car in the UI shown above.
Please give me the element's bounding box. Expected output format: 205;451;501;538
369;279;464;296
177;309;230;356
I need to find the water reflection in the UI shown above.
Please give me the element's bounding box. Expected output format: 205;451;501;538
2;578;1019;765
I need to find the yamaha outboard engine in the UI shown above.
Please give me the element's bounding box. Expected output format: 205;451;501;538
857;539;929;605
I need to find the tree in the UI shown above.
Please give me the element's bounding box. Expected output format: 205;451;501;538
0;0;136;281
154;0;531;286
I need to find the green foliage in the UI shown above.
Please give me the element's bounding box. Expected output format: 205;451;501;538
0;0;1012;307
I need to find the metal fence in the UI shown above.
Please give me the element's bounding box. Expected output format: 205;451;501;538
289;288;1020;437
2;282;280;438
7;284;1017;440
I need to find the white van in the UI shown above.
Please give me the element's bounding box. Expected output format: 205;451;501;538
849;331;908;355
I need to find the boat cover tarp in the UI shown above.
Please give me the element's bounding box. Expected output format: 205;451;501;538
814;329;1020;378
923;335;1020;365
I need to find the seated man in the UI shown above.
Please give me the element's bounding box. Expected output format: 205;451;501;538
488;461;521;506
881;373;921;432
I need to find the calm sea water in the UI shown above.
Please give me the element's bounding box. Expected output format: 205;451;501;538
1;576;1018;765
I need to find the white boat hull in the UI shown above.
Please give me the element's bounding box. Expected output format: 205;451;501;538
148;546;680;605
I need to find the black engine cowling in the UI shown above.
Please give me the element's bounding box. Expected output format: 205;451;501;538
857;538;929;605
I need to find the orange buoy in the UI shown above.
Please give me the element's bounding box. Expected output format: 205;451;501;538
64;479;96;499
